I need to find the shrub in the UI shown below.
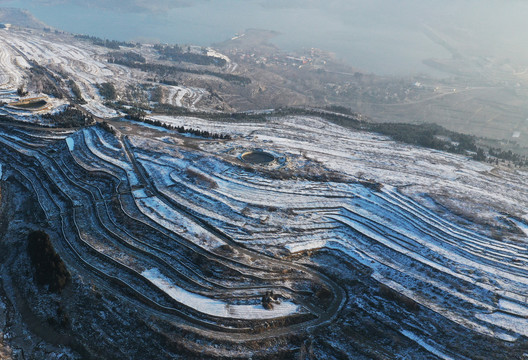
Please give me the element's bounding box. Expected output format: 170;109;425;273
378;284;420;313
99;121;117;135
97;82;117;100
27;230;70;293
68;80;86;104
41;106;93;128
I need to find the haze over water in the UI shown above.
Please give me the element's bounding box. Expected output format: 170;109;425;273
2;0;528;76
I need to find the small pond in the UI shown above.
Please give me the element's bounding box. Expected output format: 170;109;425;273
241;151;275;164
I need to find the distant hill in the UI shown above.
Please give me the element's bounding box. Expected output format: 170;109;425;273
213;29;281;55
0;7;49;29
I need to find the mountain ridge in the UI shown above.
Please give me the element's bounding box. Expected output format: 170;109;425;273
0;7;50;29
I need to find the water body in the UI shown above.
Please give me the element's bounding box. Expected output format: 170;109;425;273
2;1;528;76
241;151;275;164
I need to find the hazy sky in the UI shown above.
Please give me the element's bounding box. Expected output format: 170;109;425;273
2;0;528;75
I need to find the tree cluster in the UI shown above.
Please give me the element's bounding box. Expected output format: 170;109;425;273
68;80;86;104
97;82;117;100
99;121;117;135
488;147;528;166
275;107;528;167
41;106;94;128
28;66;64;99
17;86;28;97
107;51;146;64
142;118;232;139
368;122;528;167
369;123;477;154
154;44;226;67
122;106;147;122
74;34;137;49
149;86;163;103
27;230;70;293
261;290;279;310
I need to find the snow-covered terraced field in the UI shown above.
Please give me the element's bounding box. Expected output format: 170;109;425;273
0;28;214;118
2;113;528;357
116;115;528;354
0;123;332;334
2;26;528;359
163;85;208;108
0;31;25;91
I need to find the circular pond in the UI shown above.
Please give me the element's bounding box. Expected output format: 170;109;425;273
241;150;275;164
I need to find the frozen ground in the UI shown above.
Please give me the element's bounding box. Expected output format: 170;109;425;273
132;114;528;345
1;25;528;359
0;27;216;121
2;110;528;358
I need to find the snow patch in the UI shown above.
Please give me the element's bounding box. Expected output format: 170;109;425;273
476;312;528;338
142;268;300;320
66;137;74;151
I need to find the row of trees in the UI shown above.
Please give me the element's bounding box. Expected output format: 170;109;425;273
74;34;138;49
109;99;268;123
130;116;232;140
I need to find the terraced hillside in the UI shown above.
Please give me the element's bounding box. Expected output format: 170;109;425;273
0;26;226;121
0;114;527;359
1;19;528;360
